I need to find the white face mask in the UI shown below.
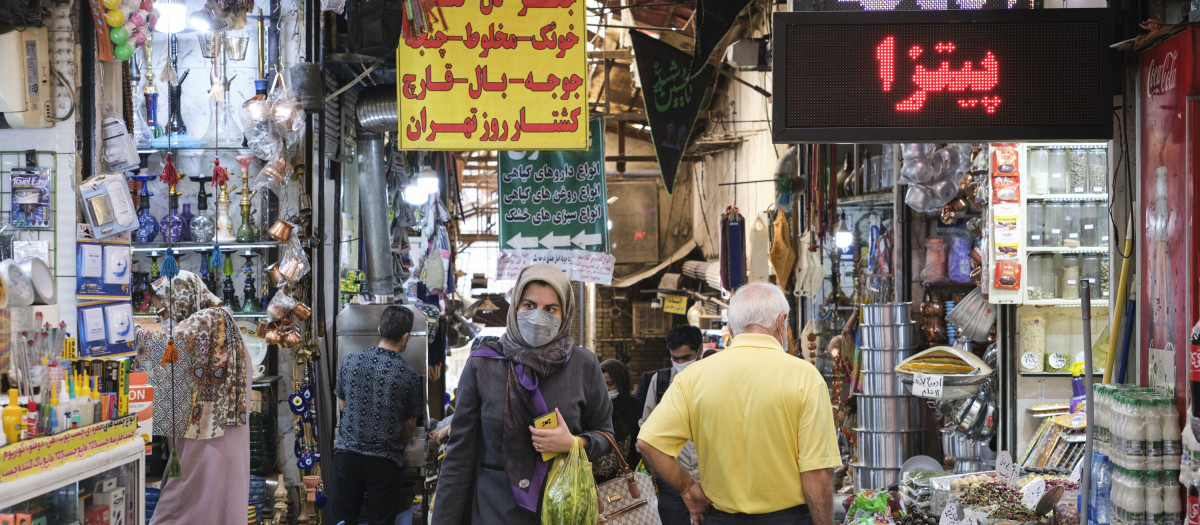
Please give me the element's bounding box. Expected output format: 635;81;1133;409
672;359;696;374
516;309;561;348
608;389;620;400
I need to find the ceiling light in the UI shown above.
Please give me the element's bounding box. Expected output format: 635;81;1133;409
156;1;188;34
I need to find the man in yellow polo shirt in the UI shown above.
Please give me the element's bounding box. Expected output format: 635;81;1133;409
638;283;841;525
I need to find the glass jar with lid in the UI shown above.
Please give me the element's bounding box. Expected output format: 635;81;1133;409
1027;201;1045;247
1097;201;1110;246
1045;202;1065;247
1028;254;1056;300
1069;149;1089;193
1029;149;1050;195
1088;149;1107;193
1082;255;1101;299
1048;149;1070;194
1063;202;1083;247
1101;254;1111;299
1080;202;1099;246
1059;255;1081;300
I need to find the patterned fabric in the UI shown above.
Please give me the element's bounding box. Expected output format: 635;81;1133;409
135;270;248;439
334;347;424;468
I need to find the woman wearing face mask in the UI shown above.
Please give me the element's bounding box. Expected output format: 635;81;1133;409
132;271;251;525
432;264;613;525
593;359;642;482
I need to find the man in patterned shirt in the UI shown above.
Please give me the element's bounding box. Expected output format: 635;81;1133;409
333;305;424;525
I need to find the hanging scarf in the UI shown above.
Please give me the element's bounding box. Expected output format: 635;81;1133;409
720;206;747;291
470;263;575;512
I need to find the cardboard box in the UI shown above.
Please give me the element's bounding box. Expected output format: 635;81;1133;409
94;488;125;525
83;505;109;525
128;373;153;439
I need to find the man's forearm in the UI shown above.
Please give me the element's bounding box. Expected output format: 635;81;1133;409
800;468;834;525
402;419;416;446
637;440;694;494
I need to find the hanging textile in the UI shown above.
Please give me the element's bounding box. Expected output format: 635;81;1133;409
748;212;772;283
769;209;797;289
720;206;746;291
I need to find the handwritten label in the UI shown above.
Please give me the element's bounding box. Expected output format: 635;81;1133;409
1020;477;1046;507
996;451;1018;486
910;373;944;398
1048;353;1068;369
497;249;615;285
940;501;960;525
663;295;687;315
1021;352;1041;370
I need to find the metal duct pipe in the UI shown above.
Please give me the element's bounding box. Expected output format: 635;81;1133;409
682;260;722;291
356;84;399;133
355;130;393;300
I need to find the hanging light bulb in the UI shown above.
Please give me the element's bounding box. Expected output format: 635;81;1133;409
156;0;188;35
835;213;854;251
403;185;430;206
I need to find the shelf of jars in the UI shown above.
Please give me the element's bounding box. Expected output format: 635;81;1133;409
1025;193;1108;201
1024;246;1108;255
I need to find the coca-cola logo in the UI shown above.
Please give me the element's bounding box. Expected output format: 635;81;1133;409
1189;497;1199;525
1147;50;1179;97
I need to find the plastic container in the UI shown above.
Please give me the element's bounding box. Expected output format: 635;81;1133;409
1088;148;1107;193
1098;201;1111;246
1080;202;1099;246
1059;255;1080;300
1027;254;1056;300
1048;149;1070;193
1045;202;1065;247
1018;315;1046;372
1027;201;1045;247
1069;149;1089;193
1063;202;1083;247
1163;398;1183;471
1082;255;1100;300
1029;148;1050;195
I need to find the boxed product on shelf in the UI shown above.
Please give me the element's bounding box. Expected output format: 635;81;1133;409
76;302;134;358
75;237;132;300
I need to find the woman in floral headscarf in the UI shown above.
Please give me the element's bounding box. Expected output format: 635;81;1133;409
133;270;251;525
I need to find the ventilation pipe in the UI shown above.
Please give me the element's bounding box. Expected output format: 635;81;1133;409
355;84;399;301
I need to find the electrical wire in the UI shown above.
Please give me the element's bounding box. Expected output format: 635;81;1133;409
1110;106;1134;260
46;66;75;122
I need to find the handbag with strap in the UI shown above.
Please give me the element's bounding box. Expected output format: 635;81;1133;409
591;431;662;525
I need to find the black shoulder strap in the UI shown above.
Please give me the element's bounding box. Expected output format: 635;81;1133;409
654;368;673;403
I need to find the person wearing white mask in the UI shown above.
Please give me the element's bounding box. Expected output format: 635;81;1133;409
639;325;703;525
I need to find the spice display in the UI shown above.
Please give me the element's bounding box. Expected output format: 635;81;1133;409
958;481;1021;506
1100;256;1110;298
1088;149;1107;193
1082;256;1100;300
1069;149;1088;193
1059;255;1080;300
1080;203;1098;246
949;474;999;492
898;510;937;525
1019;315;1046;372
987;503;1037;521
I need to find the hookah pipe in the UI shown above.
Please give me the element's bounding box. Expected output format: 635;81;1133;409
235;155;258;242
144;32;163;139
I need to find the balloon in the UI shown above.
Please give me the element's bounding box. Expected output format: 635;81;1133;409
104;9;125;27
103;0;122;8
130;29;147;47
113;43;134;61
109;26;129;44
140;0;153;10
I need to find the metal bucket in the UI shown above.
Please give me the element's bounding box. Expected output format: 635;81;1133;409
860;303;913;325
856;395;923;431
853;463;902;491
856;429;922;467
860;372;908;396
289;63;324;110
859;348;915;374
860;322;917;349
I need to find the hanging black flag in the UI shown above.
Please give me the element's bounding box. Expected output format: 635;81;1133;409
631;31;716;194
689;0;755;77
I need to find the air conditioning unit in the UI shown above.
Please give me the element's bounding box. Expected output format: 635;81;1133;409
0;27;51;129
633;302;669;338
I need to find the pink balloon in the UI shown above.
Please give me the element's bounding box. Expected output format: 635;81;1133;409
127;10;145;27
130;29;147;47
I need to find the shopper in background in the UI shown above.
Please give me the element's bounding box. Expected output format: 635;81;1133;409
594;359;642;482
639;283;841;525
133;271;251;525
432;263;613;525
640;324;703;525
332;305;423;525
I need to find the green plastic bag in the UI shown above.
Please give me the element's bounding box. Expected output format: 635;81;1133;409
541;438;598;525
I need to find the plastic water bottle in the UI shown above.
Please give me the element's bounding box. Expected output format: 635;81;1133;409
1091;453;1113;525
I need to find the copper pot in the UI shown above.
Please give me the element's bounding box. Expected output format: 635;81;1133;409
265;263;285;288
265;329;284;345
255;321;270;338
267;219;295;243
279;257;307;283
292;302;312;321
283;330;303;347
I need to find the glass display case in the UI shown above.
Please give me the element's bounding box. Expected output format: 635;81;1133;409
0;440;144;525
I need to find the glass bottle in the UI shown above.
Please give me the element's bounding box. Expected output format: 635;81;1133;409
1045;203;1065;247
1081;202;1099;246
160;188;185;243
178;203;195;242
1028;254;1055;300
1027;201;1045;247
133;178;159;243
1048;149;1069;194
1029;148;1049;195
1064;202;1082;247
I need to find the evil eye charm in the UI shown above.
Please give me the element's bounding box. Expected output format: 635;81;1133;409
298;452;315;469
289;392;308;415
304;405;317;423
301;383;314;400
311;451;321;464
315;490;328;509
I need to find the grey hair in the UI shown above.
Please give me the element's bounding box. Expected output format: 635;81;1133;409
728;283;790;336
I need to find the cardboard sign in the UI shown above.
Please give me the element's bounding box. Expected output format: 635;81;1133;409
910;373;944;398
1020;477;1046;508
663;296;688;315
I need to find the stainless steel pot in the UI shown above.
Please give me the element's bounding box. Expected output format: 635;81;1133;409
856;429;922;467
852;463;902;491
860;372;908;396
857;395;923;431
859;348;915;374
860;303;913;325
860;322;917;349
941;430;995;459
952;459;991;474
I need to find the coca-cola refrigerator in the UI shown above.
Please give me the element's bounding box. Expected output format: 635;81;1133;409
1139;27;1197;414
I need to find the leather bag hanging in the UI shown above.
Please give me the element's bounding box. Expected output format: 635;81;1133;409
591;430;662;525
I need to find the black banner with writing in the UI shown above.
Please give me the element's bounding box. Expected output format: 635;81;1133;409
690;0;754;77
631;31;716;194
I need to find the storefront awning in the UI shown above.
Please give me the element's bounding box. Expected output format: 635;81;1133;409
610;239;698;288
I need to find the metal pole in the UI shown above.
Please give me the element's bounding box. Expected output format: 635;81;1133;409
1081;280;1094;525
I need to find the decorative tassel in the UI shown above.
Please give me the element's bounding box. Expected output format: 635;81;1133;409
210;245;224;270
160;62;178;86
160;153;180;187
161;335;180;365
207;83;226;103
161;248;180;278
166;449;182;478
212;158;230;188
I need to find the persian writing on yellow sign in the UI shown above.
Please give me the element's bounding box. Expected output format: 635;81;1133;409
0;416;136;481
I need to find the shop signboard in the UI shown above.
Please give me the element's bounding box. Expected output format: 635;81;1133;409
395;0;587;150
0;415;136;481
771;10;1112;142
497;117;614;284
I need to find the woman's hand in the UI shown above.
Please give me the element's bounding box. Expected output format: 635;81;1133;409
429;425;452;447
528;408;578;455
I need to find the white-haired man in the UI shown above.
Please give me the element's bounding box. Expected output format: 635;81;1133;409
638;283;841;525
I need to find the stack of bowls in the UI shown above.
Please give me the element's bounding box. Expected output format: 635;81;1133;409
854;302;923;491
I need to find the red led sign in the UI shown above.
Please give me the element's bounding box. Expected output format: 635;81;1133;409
772;10;1113;142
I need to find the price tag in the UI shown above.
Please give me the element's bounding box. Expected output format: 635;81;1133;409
1020;477;1047;508
1048;354;1068;369
911;373;944;399
1020;352;1041;370
996;451;1018;486
940;501;960;525
1084;224;1095;230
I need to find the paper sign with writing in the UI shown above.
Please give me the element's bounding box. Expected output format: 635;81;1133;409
996;450;1018;485
663;295;687;315
497;249;616;285
396;0;587;150
910;373;944;398
940;501;960;525
0;416;137;481
1070;456;1083;484
1020;477;1046;508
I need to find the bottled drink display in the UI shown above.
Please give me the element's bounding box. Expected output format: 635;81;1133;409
1095;384;1186;525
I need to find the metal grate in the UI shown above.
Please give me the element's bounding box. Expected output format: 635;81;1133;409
0;151;58;279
